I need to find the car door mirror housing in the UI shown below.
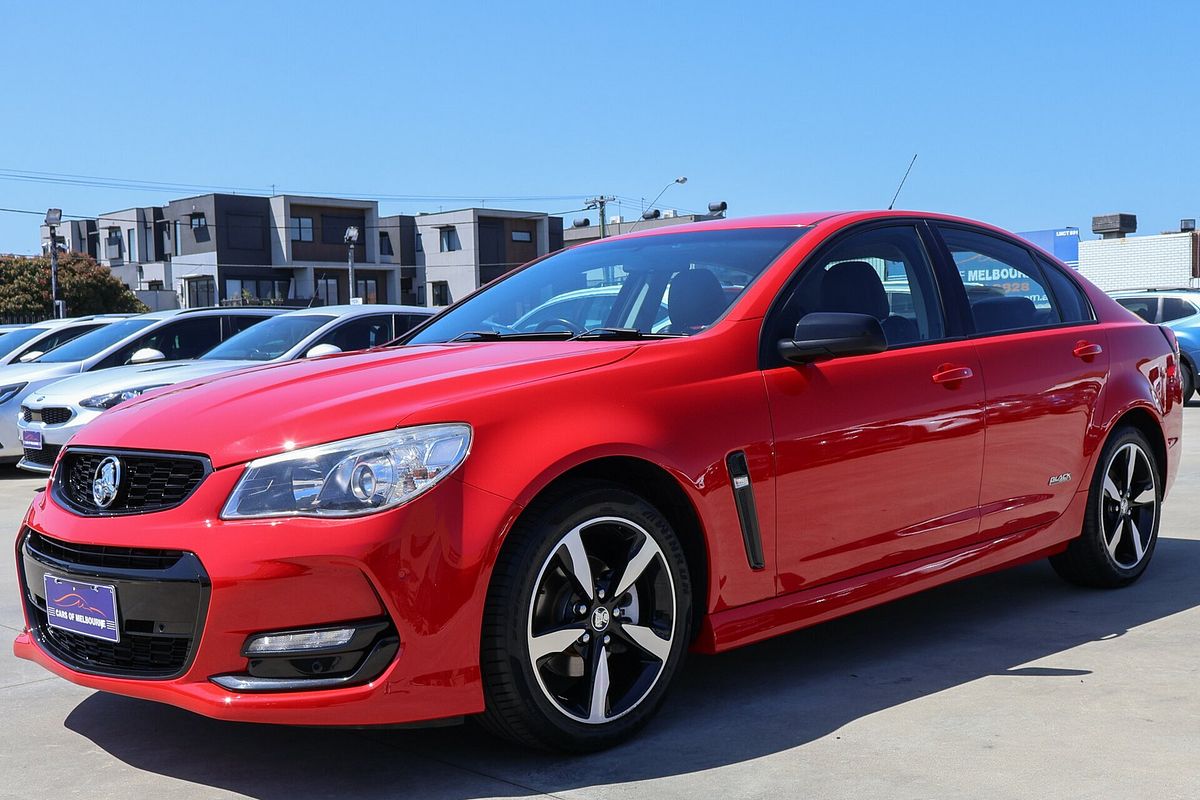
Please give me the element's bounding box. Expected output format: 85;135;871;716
129;347;166;364
18;350;42;363
778;312;887;364
305;344;342;358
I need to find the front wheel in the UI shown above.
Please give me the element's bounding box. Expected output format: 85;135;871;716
1050;427;1161;588
479;482;692;751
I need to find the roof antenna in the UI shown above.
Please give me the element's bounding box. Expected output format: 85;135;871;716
887;153;918;211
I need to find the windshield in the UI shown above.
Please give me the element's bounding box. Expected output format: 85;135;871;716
0;326;50;359
201;313;335;361
35;318;155;363
407;228;806;344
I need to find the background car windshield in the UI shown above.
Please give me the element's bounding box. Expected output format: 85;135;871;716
201;314;335;361
408;228;806;343
0;326;50;359
34;318;155;363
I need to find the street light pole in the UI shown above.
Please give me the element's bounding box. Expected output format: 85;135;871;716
44;208;63;318
344;226;360;304
627;177;687;233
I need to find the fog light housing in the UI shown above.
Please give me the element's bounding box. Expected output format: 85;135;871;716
244;627;357;655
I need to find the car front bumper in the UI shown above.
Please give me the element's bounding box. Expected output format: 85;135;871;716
12;463;516;726
15;403;100;473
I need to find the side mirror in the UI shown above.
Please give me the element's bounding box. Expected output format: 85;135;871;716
129;347;166;364
18;351;43;363
304;343;342;358
777;312;887;364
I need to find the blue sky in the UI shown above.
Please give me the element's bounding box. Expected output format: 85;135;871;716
1;0;1195;253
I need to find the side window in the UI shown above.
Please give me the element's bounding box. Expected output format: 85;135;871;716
1037;256;1094;323
314;315;394;352
16;323;101;360
224;314;269;338
93;317;222;369
1160;297;1198;323
395;313;430;334
769;225;945;351
939;227;1060;334
1115;297;1158;323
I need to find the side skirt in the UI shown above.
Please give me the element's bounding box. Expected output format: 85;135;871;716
693;491;1086;654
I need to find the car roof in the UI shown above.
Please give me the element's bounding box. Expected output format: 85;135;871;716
279;304;434;318
1110;289;1200;296
138;307;289;319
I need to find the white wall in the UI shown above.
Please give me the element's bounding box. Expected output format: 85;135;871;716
1078;233;1196;291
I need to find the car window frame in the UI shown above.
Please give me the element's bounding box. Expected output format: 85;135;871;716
1159;295;1200;323
758;218;961;370
1032;253;1097;324
926;222;1100;339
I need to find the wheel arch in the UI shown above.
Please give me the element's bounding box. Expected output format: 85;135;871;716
1110;405;1169;484
498;455;711;640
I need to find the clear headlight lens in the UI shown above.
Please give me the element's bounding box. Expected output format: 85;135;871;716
221;424;471;519
0;383;28;405
80;384;169;410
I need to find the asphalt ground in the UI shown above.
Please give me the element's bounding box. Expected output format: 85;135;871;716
0;411;1197;799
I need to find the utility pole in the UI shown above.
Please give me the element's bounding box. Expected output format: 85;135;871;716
585;196;616;238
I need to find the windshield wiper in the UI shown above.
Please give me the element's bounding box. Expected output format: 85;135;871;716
449;330;574;342
568;327;684;340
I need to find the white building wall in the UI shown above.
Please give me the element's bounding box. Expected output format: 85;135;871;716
1077;233;1195;292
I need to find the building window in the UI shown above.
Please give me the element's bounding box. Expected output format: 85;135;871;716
431;281;451;306
127;228;137;262
316;277;339;305
290;216;313;242
191;213;207;229
356;278;379;303
439;227;460;252
173;220;182;256
379;231;394;256
415;229;423;252
511;230;533;243
186;277;216;308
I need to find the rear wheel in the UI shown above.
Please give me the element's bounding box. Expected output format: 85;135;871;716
1181;361;1194;404
1050;427;1161;588
479;482;692;751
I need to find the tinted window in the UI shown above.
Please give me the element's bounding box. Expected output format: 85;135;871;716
394;313;431;335
1160;297;1198;323
36;318;156;363
314;315;394;352
24;323;105;357
408;228;805;343
225;314;272;338
93;317;222;370
769;226;944;350
202;314;334;361
0;326;55;360
939;227;1059;334
1115;297;1157;323
1037;257;1094;323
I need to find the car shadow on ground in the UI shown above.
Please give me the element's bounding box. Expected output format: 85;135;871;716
64;537;1200;799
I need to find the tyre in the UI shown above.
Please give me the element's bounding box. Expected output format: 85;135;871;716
479;481;692;751
1050;427;1162;588
1181;361;1194;405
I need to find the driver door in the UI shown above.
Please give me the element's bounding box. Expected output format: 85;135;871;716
761;223;986;594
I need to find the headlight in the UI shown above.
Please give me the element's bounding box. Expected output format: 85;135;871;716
221;424;471;519
0;383;27;405
80;385;170;410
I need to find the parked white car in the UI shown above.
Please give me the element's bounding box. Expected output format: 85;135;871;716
0;307;283;465
0;315;132;368
16;304;433;472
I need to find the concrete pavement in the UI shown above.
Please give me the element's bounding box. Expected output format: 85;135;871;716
0;413;1197;799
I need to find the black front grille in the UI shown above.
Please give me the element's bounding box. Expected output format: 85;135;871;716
54;448;210;515
27;531;184;571
23;444;61;468
21;529;209;679
34;611;191;674
21;406;73;425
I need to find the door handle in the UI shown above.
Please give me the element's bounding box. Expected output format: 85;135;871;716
931;364;974;385
1073;341;1104;359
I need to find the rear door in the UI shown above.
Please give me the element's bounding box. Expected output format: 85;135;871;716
931;224;1108;541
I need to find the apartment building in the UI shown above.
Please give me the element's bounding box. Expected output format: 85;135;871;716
46;195;563;309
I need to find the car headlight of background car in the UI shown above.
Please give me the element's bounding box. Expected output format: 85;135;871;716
0;383;27;405
221;424;472;519
80;385;170;410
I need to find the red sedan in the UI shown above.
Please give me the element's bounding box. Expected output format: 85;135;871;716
13;211;1182;751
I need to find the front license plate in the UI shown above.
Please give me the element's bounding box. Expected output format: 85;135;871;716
21;429;42;450
43;574;120;643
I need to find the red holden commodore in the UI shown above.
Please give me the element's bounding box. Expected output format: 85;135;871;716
14;211;1182;751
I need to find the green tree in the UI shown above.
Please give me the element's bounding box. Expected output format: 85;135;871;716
0;252;148;318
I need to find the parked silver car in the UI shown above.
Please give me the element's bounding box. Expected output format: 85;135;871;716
16;304;433;472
